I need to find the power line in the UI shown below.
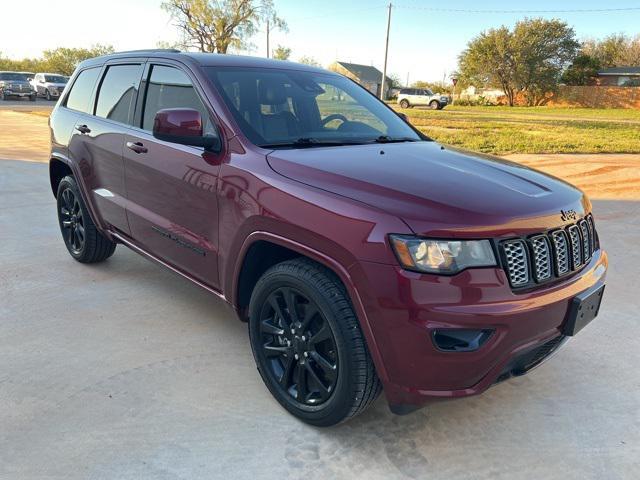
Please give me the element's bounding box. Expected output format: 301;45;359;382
394;4;640;14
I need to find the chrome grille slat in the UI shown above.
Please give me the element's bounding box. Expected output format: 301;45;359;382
568;225;583;269
530;235;552;281
503;240;529;287
550;230;570;276
586;215;596;253
579;219;591;262
501;216;598;290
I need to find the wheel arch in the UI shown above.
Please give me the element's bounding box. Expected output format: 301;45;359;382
231;231;390;383
49;157;73;198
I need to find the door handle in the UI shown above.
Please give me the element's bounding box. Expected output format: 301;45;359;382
126;141;148;154
75;124;91;134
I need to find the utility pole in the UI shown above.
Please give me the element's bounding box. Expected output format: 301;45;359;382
266;19;270;58
380;2;392;100
406;72;409;88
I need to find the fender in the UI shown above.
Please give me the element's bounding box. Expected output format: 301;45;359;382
231;231;390;383
49;152;113;242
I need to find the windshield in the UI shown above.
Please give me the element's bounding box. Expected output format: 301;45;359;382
0;72;29;81
45;75;67;83
206;67;422;148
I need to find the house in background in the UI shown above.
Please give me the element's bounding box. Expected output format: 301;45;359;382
329;61;391;98
595;67;640;86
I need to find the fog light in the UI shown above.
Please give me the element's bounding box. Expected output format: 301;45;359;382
432;329;494;352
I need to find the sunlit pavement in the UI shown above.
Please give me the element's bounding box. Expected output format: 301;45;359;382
1;158;638;479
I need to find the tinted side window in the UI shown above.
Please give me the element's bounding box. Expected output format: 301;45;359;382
95;64;143;124
65;68;101;113
142;65;213;134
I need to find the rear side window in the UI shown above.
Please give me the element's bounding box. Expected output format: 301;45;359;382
65;68;100;113
95;64;143;124
142;65;213;134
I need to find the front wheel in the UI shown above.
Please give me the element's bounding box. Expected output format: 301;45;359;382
429;100;440;110
56;175;116;263
45;89;52;101
249;259;381;426
29;94;36;102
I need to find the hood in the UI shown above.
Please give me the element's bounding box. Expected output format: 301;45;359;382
2;80;31;86
266;141;589;237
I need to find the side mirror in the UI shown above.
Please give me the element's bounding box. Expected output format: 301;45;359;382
153;108;220;151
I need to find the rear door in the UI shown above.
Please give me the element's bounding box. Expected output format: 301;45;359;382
123;62;223;289
67;60;145;235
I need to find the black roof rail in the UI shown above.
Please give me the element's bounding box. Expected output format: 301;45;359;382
112;48;181;55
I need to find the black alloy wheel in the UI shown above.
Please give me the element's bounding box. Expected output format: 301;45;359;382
249;259;382;426
56;175;116;263
257;286;338;406
59;186;85;255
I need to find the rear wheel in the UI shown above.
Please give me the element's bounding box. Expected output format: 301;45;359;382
399;99;410;109
249;259;381;426
56;175;116;263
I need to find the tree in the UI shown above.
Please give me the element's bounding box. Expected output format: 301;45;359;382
561;54;601;86
162;0;285;54
272;45;291;60
458;18;578;106
42;45;115;76
411;80;452;94
581;34;640;68
297;56;320;67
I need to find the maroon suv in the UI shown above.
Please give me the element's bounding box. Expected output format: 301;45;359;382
48;50;607;426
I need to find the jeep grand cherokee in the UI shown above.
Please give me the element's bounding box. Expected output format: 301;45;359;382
48;50;607;426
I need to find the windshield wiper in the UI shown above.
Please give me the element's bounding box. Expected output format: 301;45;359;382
260;137;366;149
371;135;420;144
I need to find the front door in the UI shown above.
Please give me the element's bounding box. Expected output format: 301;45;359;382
123;63;222;289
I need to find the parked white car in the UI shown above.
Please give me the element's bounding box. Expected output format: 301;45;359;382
397;88;449;110
30;73;69;101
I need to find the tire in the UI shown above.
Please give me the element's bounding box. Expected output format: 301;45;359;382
45;89;51;101
429;100;440;110
56;175;116;263
29;95;36;102
399;99;410;109
249;258;382;426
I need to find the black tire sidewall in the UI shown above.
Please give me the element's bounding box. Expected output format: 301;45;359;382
249;266;359;426
56;176;89;260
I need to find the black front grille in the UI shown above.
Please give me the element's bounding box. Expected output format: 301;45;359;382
500;214;598;290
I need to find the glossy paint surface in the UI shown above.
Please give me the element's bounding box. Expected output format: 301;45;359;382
49;51;608;410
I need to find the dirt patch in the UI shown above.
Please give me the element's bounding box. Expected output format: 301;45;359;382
504;153;640;200
0;110;50;162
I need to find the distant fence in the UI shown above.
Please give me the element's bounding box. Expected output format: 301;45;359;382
549;86;640;109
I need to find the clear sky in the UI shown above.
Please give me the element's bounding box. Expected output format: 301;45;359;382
1;0;639;82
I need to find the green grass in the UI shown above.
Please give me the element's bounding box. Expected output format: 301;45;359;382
395;105;640;155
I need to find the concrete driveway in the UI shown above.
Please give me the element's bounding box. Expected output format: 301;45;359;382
1;158;639;479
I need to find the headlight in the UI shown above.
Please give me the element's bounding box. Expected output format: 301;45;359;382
389;235;496;274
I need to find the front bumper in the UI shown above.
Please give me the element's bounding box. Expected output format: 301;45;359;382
350;249;607;411
2;89;35;97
